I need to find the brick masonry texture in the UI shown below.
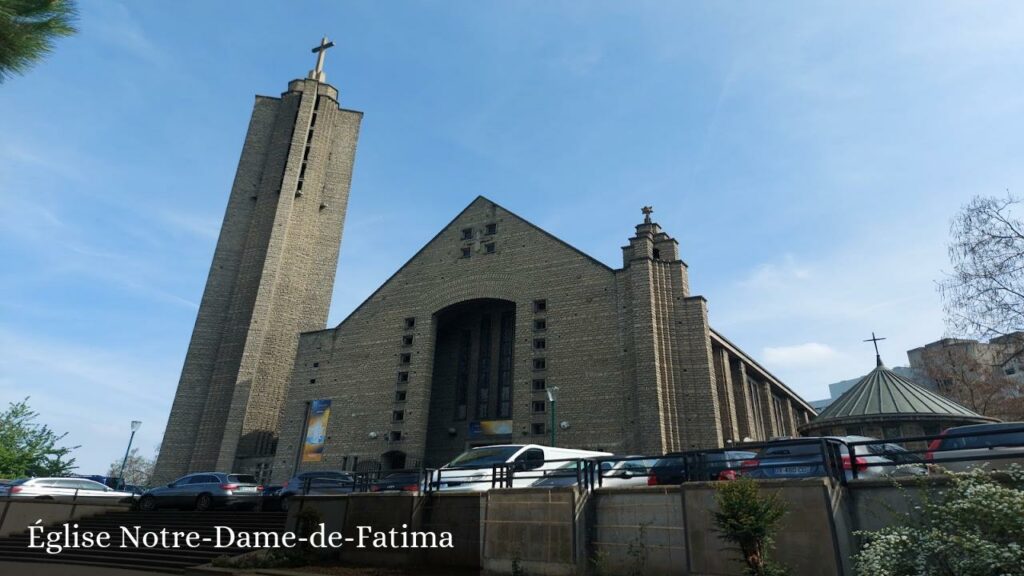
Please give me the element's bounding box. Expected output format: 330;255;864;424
155;76;815;485
272;198;817;482
153;78;361;484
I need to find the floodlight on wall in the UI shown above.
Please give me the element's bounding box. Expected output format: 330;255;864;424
559;421;570;430
368;431;379;439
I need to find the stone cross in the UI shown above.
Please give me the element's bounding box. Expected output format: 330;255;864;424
641;206;654;224
863;332;886;366
309;36;335;82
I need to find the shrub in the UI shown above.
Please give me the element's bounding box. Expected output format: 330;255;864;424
713;477;789;576
854;466;1024;576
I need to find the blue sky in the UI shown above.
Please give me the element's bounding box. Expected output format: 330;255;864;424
2;1;1023;474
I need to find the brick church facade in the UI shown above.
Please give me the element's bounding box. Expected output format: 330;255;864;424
154;56;815;485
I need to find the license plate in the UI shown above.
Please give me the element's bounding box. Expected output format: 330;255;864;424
777;466;812;475
237;486;256;492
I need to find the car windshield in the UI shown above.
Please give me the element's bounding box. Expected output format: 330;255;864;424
761;443;829;457
228;475;258;484
942;430;1024;450
447;446;521;467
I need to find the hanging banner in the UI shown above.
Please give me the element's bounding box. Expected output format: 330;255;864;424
301;399;332;462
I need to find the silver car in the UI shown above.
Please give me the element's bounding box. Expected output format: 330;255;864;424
742;436;926;481
926;422;1024;472
139;472;262;511
0;478;135;503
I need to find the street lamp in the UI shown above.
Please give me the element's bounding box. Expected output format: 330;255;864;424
546;387;560;447
118;420;142;489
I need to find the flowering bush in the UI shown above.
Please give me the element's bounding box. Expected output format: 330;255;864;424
854;466;1024;576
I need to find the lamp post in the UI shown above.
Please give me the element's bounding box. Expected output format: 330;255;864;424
118;420;142;489
546;387;559;447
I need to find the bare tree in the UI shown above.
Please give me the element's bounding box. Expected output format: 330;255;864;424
940;193;1024;341
107;448;155;487
918;343;1024;421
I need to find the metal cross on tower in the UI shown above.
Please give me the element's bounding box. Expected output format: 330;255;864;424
309;36;335;82
863;332;887;367
641;205;654;224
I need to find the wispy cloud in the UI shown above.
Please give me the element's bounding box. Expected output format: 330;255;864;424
763;342;840;368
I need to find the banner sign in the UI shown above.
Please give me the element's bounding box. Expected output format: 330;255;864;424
469;419;513;438
301;399;332;462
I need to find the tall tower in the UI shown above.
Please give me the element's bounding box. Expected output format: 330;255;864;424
154;39;361;482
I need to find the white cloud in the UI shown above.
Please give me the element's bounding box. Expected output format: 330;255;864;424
762;342;839;368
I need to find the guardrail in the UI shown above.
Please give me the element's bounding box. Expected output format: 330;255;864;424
281;425;1024;497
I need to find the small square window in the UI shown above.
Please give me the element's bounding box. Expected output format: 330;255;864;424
312;362;320;368
402;335;414;346
533;319;546;331
485;223;497;235
532;400;546;413
392;410;405;422
398;371;409;383
461;228;473;240
531;422;545;435
534;338;546;350
461;247;471;259
532;378;546;391
533;358;546;370
484;242;495;254
404;317;415;329
309;378;316;384
533;299;547;313
389;431;403;442
395;390;407;402
400;353;412;364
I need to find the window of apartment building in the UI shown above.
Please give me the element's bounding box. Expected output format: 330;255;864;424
392;410;405;422
397;371;409;383
389;431;402;441
532;400;546;413
533;319;546;331
533;299;547;312
531;422;545;435
402;334;414;346
461;228;473;240
532;378;546;391
399;353;411;364
312;362;319;368
534;338;546;350
485;223;497;235
395;390;407;402
533;358;546;370
461;247;471;259
404;317;415;329
484;242;495;254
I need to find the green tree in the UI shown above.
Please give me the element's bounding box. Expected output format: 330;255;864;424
0;0;78;82
713;477;789;576
106;447;155;487
0;397;78;477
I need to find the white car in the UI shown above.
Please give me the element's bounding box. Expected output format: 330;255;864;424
431;444;612;491
530;458;656;488
0;478;135;503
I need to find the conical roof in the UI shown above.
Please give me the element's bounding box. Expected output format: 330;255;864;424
814;360;989;422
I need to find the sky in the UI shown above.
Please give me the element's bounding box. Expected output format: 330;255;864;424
2;1;1024;474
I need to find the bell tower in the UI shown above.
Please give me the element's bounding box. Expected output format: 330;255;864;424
154;39;362;483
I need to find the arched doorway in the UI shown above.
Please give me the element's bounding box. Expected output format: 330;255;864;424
424;299;517;466
380;450;407;470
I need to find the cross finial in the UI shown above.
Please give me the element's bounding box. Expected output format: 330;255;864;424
309;36;335;82
641;205;654;224
863;332;887;367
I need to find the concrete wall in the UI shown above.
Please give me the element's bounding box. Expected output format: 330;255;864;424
483;488;578;576
0;498;131;537
591;487;686;576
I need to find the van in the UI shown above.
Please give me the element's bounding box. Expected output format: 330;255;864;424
431;444;612;491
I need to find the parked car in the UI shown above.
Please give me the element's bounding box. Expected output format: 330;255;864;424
741;436;926;481
277;471;355;510
138;472;262;511
531;458;656;488
647;451;757;485
0;478;135;503
925;422;1024;472
430;444;613;491
370;471;422;492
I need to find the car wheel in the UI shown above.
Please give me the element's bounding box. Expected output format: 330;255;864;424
195;493;213;511
279;494;290;511
139;496;157;511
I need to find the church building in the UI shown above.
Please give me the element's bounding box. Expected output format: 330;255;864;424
153;43;816;485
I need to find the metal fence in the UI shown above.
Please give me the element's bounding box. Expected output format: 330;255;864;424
279;424;1024;499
